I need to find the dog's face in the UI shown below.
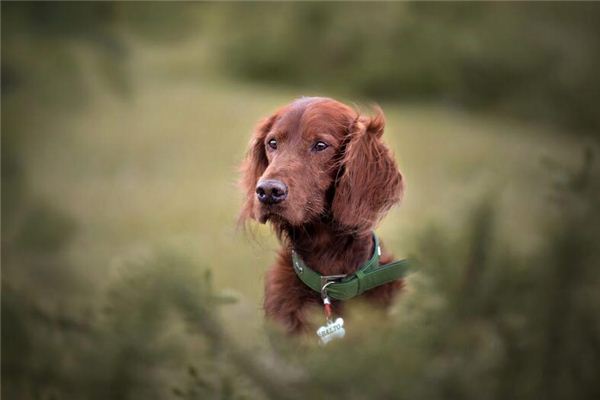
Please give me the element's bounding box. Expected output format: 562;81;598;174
240;97;403;231
244;98;350;226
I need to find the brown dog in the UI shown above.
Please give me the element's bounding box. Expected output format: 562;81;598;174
240;97;404;334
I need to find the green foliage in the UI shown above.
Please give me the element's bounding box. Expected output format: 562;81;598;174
4;148;599;399
4;2;599;134
1;2;131;109
2;242;260;399
2;4;599;399
214;2;600;134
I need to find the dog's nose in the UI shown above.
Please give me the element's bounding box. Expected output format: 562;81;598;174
256;179;288;204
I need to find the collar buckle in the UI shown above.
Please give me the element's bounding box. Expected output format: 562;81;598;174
320;274;346;299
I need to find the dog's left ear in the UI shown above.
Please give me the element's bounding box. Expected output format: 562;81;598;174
332;108;404;231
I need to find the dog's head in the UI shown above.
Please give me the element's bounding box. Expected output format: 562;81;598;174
239;97;403;232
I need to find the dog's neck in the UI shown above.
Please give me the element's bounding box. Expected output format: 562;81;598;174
283;222;374;276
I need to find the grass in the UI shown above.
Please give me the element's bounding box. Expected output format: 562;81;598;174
11;36;582;346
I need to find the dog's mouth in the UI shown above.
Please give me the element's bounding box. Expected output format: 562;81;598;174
259;212;288;225
258;205;314;229
257;193;326;226
257;205;286;224
258;212;271;224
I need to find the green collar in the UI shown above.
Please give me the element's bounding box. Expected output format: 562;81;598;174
291;233;412;301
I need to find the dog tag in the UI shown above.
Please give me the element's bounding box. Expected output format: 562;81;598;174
317;317;345;345
318;278;348;345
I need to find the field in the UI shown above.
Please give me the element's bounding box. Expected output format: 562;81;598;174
5;3;600;397
8;36;582;347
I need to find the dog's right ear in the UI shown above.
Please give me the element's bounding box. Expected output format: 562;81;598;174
238;112;278;223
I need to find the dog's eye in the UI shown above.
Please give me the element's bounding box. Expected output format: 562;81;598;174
313;141;329;152
267;139;277;150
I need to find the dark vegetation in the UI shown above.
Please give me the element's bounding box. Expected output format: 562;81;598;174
217;2;600;135
4;2;600;134
4;139;599;398
2;2;600;399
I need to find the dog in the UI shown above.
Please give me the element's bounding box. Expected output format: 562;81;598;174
240;97;405;334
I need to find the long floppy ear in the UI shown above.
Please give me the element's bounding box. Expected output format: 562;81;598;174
238;113;278;222
331;108;404;231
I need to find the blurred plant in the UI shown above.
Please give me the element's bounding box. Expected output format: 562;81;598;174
4;147;598;399
1;2;200;108
1;2;131;109
281;147;600;399
3;3;600;398
214;2;600;135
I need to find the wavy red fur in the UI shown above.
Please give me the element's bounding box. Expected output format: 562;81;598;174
239;97;404;334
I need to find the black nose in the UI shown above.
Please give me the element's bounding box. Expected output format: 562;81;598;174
256;179;288;204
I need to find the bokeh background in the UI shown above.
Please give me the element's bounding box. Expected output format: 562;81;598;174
2;2;599;399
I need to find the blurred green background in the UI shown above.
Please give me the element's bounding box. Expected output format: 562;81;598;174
2;2;599;399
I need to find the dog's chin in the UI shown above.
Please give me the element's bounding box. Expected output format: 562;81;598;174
257;212;287;227
257;212;272;224
256;207;286;225
256;206;298;227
